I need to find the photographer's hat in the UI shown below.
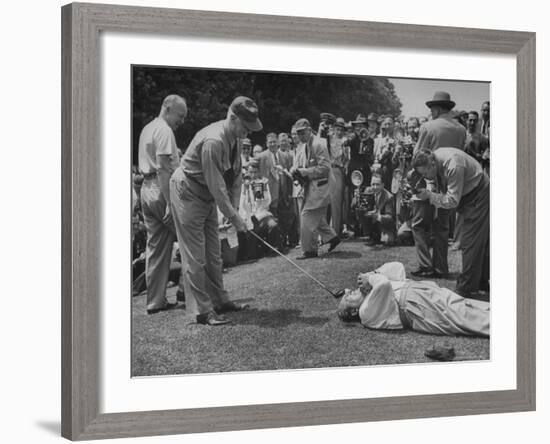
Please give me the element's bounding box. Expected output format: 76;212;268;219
241;138;252;147
425;91;456;109
367;112;379;122
352;113;368;125
230;96;263;132
334;117;346;128
320;112;336;123
294;118;311;131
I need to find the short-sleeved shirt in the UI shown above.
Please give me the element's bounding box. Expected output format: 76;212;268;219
138;117;179;174
180;120;242;219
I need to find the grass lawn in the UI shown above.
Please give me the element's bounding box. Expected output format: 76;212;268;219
132;240;489;376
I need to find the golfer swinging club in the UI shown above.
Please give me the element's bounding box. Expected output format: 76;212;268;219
170;96;262;326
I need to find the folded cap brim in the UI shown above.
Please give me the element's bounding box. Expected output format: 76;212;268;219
242;118;263;132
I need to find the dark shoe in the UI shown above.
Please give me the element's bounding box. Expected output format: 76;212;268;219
196;311;232;326
296;251;318;260
147;302;178;315
425;344;455;361
327;236;341;252
214;301;249;314
411;267;435;278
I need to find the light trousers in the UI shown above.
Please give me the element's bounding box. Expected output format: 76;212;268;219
170;169;229;315
140;177;175;311
300;205;337;253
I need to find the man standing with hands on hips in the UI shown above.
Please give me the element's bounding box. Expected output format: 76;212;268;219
170;96;262;325
138;94;187;315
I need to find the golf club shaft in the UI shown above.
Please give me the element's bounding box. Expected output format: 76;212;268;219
247;230;336;297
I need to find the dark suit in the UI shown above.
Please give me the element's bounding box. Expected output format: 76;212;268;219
357;188;396;243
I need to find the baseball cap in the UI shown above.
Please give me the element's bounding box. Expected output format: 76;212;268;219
230;96;263;132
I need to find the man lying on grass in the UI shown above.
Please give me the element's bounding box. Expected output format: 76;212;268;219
337;262;489;337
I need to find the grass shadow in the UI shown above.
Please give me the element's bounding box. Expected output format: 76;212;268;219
234;308;330;328
323;250;362;259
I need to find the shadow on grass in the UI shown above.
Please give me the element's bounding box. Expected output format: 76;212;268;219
323;251;362;259
234;308;329;328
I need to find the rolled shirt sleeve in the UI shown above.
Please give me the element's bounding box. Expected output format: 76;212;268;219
201;139;239;219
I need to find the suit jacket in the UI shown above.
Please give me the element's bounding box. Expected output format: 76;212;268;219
294;135;332;211
415;113;467;152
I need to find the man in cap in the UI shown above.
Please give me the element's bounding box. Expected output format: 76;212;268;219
345;113;376;236
240;137;253;173
262;132;282;217
318;112;336;143
138;94;187;314
170;96;262;325
412;148;490;298
291;118;341;259
328;117;350;235
336;262;489;337
411;92;467;279
277;133;299;248
373;116;398;191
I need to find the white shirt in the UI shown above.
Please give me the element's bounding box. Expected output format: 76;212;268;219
138;117;179;174
358;262;409;330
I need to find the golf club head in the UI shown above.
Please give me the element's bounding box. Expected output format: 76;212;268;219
332;289;346;299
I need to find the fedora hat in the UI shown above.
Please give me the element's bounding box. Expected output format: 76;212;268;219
367;112;379;122
425;91;456;109
334;117;346;128
320;112;336;123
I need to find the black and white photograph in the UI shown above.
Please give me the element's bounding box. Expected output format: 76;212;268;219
131;65;491;376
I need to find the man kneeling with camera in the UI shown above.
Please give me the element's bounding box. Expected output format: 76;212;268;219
238;160;282;258
354;172;396;246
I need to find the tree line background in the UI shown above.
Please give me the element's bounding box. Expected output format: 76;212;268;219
132;66;402;165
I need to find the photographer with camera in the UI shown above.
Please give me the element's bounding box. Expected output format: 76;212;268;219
238;159;282;258
291;118;340;259
412;148;489;298
373;116;399;191
410;91;467;279
354;173;396;246
328;117;350;236
344;113;377;237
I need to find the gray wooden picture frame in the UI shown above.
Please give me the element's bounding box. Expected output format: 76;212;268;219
61;2;536;440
